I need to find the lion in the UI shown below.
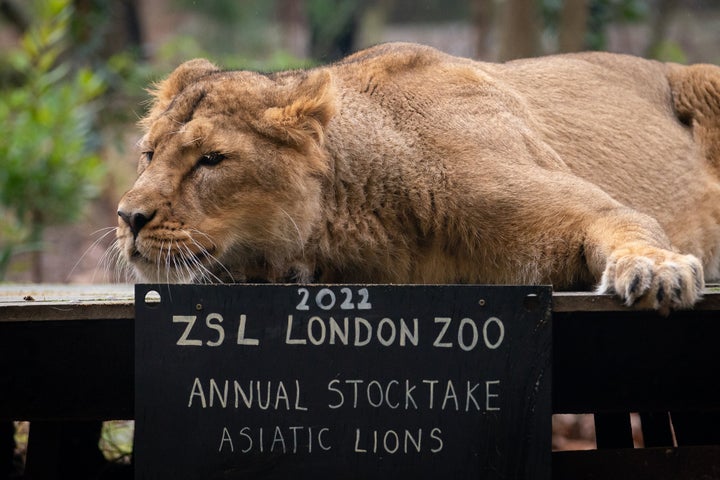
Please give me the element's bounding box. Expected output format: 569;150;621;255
116;42;720;314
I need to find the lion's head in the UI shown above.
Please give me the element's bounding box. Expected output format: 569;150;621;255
116;59;336;282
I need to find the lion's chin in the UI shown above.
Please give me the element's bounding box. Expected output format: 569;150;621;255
125;250;227;284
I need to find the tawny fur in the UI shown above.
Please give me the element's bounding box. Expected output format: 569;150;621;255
117;43;720;313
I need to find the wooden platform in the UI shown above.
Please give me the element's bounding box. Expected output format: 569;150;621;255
1;284;719;479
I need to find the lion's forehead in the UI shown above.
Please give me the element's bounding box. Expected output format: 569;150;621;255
147;111;245;151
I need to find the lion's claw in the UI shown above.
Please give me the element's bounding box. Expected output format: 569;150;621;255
598;247;704;314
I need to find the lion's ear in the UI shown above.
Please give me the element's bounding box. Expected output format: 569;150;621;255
259;70;336;148
152;58;220;103
141;59;220;129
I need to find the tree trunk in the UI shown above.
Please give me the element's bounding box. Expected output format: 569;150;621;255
357;0;392;50
498;0;542;61
73;0;145;59
646;0;679;58
471;0;494;59
277;0;309;58
0;0;28;32
558;0;589;53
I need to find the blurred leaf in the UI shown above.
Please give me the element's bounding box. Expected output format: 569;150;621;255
650;40;688;63
0;0;105;280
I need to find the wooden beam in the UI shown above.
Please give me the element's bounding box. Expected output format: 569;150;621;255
553;446;720;480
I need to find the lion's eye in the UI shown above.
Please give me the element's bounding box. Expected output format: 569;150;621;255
198;152;226;167
142;151;154;163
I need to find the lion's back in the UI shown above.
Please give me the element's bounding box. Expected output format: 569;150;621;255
325;44;720;278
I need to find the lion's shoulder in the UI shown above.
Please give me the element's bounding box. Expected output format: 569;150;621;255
330;42;462;82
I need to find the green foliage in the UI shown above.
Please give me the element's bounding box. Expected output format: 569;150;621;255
388;0;470;23
305;0;362;60
586;0;648;50
155;34;314;74
175;0;272;26
307;0;360;41
649;40;688;63
172;0;278;57
0;209;32;278
0;0;106;280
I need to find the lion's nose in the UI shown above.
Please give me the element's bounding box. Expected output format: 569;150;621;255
118;209;155;237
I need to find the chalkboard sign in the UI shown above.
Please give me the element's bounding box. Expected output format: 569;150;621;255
135;284;552;480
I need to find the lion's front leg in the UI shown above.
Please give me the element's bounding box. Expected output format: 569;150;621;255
476;168;706;314
581;208;705;314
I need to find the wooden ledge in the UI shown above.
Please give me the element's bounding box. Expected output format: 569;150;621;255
0;284;135;322
552;285;720;312
1;283;718;321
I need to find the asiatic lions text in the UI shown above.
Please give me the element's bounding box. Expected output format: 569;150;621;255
117;43;720;313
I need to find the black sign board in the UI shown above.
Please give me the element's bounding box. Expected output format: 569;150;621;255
135;284;552;480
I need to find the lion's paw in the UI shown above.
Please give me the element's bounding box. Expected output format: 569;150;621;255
597;247;704;314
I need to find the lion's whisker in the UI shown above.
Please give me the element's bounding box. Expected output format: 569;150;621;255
185;231;235;283
68;226;119;282
279;208;305;258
